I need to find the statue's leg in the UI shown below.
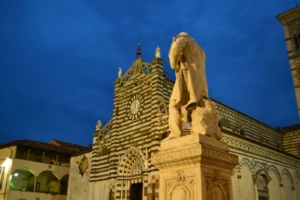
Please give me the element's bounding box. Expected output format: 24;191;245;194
167;101;182;139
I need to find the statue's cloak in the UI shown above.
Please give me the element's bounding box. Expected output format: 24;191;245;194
169;32;208;107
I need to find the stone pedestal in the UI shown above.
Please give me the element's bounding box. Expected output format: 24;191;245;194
152;134;238;200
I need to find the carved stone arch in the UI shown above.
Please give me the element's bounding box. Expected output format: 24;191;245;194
267;165;281;182
293;171;300;182
253;162;267;172
236;158;254;173
282;169;293;185
117;146;147;176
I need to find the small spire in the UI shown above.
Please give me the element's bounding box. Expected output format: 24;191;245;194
136;43;142;59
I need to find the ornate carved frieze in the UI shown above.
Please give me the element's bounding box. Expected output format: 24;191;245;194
202;146;238;164
152;145;201;163
152;143;237;167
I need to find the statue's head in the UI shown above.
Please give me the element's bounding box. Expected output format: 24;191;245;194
178;32;190;37
173;32;190;42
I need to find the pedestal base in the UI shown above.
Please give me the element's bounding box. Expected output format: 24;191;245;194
152;134;238;200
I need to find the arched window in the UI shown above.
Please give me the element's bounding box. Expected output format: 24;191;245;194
256;173;270;200
298;33;300;49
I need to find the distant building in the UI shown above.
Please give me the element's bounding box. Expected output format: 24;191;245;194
0;139;90;200
72;6;299;200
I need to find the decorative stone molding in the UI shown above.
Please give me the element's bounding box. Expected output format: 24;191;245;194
235;158;253;173
202;146;238;164
152;145;201;163
267;165;282;182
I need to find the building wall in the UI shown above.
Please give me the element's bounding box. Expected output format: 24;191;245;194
67;153;92;200
224;133;300;200
283;129;300;156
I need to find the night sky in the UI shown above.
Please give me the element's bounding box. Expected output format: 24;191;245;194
0;0;299;146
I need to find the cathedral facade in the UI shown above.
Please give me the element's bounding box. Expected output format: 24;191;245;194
67;6;300;200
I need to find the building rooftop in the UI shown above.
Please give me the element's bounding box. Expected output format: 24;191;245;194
0;139;91;155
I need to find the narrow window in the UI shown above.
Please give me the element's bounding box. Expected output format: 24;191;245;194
297;33;300;49
295;33;300;50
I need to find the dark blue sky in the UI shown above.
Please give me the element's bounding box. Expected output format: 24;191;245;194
0;1;299;146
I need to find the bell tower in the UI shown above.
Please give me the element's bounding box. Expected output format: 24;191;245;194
277;6;300;116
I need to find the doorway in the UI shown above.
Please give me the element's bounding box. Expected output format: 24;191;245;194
130;183;143;200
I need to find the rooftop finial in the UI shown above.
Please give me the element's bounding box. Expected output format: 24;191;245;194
155;46;161;59
118;67;122;78
96;120;102;131
136;43;142;59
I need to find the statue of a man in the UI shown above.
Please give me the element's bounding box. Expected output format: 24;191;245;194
166;32;208;140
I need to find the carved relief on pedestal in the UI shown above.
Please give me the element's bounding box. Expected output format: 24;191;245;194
205;170;228;200
166;170;194;200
